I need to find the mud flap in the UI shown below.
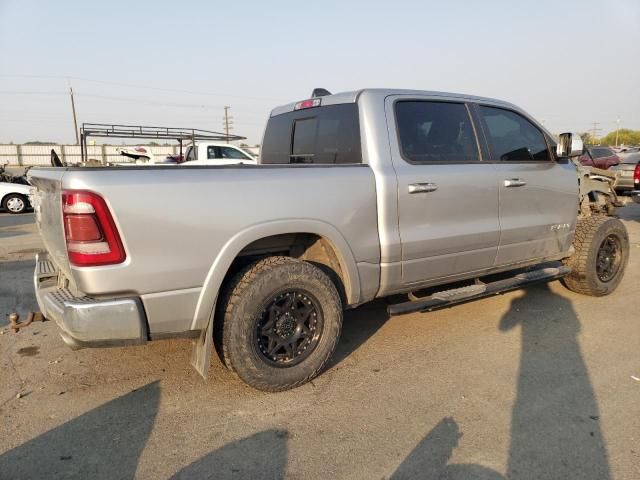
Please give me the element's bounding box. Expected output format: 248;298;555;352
190;315;214;380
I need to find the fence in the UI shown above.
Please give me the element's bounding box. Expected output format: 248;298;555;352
0;144;260;166
0;144;180;166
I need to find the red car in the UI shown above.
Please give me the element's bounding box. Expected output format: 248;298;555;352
579;146;620;169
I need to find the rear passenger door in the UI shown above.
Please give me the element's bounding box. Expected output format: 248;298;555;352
474;105;578;266
386;98;501;286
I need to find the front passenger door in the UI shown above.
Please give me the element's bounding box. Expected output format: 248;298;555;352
476;105;578;266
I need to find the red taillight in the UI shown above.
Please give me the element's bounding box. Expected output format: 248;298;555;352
294;98;321;110
634;163;640;186
64;215;102;242
62;190;126;266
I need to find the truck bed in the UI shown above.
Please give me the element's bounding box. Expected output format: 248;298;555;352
29;164;380;336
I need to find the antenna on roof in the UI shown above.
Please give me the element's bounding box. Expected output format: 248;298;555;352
311;88;332;98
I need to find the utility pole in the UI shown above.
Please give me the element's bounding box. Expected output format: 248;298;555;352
590;122;601;144
615;117;621;146
223;106;233;139
69;87;79;144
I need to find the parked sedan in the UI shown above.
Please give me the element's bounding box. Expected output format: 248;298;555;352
579;146;620;169
0;181;32;214
611;152;640;203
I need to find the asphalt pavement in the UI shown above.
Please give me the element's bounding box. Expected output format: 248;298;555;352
1;208;639;479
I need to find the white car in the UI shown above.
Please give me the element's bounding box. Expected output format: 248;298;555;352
181;142;257;166
1;182;32;214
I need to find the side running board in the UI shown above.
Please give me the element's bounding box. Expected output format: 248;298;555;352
387;266;571;316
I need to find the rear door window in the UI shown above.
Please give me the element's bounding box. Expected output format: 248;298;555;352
261;104;361;164
207;146;220;159
479;106;550;161
395;101;479;163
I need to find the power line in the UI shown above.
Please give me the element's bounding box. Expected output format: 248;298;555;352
0;74;287;102
0;91;66;95
2;91;269;116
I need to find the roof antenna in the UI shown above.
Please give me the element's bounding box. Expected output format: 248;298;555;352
311;88;332;98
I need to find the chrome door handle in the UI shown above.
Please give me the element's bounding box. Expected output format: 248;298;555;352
408;182;438;194
504;178;527;187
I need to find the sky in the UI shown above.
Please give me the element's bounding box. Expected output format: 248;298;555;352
0;0;639;145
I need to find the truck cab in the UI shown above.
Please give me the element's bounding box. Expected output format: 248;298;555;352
182;142;257;166
261;89;579;292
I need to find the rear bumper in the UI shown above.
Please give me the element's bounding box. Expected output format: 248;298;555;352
614;178;634;191
34;252;148;349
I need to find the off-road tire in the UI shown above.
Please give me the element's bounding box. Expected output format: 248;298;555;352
562;215;629;296
219;256;343;392
2;194;28;214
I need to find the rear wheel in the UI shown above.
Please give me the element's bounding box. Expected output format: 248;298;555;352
2;194;28;214
562;215;629;296
219;256;343;391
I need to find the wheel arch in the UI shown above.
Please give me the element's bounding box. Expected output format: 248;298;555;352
190;219;362;331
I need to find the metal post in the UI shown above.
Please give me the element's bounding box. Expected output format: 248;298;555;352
615;118;620;147
16;144;22;166
224;106;230;138
70;88;80;145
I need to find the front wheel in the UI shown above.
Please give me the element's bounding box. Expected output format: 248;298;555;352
562;215;629;296
219;256;343;391
2;194;28;214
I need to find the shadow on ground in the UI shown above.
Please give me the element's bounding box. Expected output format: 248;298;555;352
330;298;393;367
619;202;640;223
0;382;161;479
170;430;288;480
389;283;610;479
498;284;610;479
0;283;612;479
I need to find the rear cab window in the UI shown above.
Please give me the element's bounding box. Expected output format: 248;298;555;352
261;103;361;164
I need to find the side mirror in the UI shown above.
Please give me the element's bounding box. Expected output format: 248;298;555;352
556;132;584;158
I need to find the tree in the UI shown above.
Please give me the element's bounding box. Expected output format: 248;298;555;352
599;129;640;147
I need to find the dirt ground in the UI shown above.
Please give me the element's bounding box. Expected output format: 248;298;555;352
1;206;639;480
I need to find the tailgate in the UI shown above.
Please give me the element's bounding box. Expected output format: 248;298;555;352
28;168;73;281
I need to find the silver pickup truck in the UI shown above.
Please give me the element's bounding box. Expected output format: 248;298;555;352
29;88;629;391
